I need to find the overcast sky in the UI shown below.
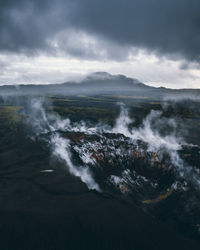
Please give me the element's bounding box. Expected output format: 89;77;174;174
0;0;200;88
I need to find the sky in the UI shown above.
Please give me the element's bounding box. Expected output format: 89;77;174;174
0;0;200;88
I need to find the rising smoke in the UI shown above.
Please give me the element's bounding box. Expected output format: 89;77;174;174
21;98;200;192
24;98;100;191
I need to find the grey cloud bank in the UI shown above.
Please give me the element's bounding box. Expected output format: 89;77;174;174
0;0;200;62
0;0;200;88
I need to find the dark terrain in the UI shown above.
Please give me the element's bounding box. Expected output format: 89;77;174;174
0;73;200;250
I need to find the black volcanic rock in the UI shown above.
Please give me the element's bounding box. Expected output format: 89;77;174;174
0;92;200;249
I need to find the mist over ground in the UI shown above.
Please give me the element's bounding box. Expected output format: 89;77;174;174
0;72;200;249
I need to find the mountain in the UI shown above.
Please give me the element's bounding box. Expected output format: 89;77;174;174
0;72;200;99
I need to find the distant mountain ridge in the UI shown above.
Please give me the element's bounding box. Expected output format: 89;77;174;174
0;72;200;99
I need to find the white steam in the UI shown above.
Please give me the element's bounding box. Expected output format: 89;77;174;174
27;98;200;192
131;110;181;152
28;98;100;191
112;103;132;137
112;104;200;188
51;134;100;191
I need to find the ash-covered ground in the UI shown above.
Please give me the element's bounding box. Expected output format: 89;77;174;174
1;87;200;249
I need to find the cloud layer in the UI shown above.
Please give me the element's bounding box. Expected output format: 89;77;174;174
0;0;200;88
0;0;200;62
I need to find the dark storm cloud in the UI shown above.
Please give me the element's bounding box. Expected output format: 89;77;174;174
0;0;64;53
0;0;200;62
